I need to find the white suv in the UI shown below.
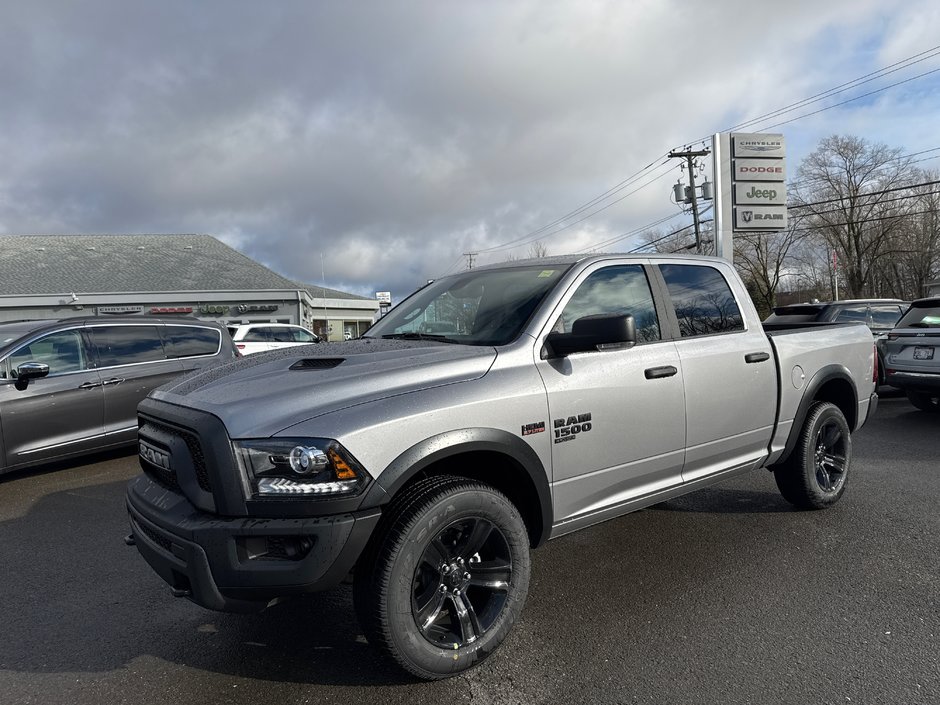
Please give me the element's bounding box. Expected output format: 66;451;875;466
227;323;320;356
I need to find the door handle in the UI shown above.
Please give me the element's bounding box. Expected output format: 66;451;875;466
102;377;125;386
745;352;770;364
78;381;102;389
645;365;678;379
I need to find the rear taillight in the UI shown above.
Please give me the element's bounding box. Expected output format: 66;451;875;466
873;344;879;384
236;343;246;350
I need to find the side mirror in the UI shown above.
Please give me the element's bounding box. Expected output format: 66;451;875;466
14;361;50;390
543;314;637;358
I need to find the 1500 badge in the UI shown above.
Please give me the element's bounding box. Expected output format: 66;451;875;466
553;413;592;444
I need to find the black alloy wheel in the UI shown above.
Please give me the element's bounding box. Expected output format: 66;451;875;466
411;516;512;648
811;416;848;495
774;401;852;509
354;476;531;680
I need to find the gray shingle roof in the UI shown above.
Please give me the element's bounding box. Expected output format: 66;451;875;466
295;281;368;301
0;234;363;300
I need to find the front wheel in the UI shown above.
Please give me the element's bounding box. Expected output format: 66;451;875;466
774;401;852;509
354;476;531;680
906;390;940;412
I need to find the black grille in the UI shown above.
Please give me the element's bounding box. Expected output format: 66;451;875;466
134;519;173;553
142;420;212;493
142;457;181;492
290;358;344;370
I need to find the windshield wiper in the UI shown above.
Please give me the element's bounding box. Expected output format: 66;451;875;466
381;332;462;344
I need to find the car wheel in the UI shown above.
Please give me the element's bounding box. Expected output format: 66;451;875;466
774;401;852;510
353;476;530;680
905;390;940;412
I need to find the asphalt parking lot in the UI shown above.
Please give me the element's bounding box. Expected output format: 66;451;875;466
0;393;937;705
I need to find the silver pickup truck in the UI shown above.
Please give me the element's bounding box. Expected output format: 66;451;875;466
126;254;878;679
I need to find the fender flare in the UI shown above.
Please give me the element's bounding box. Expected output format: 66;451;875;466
362;428;553;546
776;363;858;466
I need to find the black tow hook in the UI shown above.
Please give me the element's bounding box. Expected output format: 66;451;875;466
124;534;136;546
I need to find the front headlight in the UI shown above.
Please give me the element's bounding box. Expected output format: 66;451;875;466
233;438;370;498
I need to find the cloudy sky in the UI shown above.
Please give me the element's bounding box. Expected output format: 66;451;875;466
2;1;939;301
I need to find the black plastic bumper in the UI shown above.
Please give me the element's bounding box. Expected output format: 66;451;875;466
885;371;940;394
126;474;381;613
865;391;879;424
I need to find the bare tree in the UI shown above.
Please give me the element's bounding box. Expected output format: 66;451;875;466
527;239;548;258
732;218;806;315
792;135;916;298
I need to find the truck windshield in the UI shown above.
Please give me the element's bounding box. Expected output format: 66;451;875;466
364;265;569;346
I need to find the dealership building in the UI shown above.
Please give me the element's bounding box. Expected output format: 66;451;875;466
0;234;381;341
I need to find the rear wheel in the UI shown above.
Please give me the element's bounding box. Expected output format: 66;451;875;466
354;476;531;680
774;401;852;509
906;390;940;412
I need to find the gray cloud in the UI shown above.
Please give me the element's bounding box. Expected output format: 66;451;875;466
2;0;939;300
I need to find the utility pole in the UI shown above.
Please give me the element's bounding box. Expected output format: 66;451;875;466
463;252;476;269
669;148;710;254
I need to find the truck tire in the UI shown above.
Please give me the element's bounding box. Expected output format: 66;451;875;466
773;401;852;510
906;390;940;412
353;476;531;680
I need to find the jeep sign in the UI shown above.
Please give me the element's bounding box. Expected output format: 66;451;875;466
735;182;787;205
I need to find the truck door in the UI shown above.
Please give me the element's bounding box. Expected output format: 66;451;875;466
656;263;777;482
534;262;686;526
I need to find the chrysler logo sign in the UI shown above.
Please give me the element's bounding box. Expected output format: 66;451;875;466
139;440;171;471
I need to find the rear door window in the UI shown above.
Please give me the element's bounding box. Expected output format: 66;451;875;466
834;305;868;323
659;264;744;337
89;325;167;367
870;305;904;329
242;328;272;342
291;328;318;343
162;326;221;358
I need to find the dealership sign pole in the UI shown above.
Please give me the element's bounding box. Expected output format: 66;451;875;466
712;132;787;263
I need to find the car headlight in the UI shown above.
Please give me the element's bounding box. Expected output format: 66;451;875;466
233;438;370;498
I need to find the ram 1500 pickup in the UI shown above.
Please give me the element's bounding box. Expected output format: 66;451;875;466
126;254;878;679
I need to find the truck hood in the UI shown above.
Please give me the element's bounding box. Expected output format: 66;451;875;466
150;338;497;438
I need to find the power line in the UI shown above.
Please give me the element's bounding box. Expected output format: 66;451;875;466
464;44;940;267
787;207;940;234
692;45;940;141
789;178;940;209
791;188;940;218
477;161;675;254
757;65;940;133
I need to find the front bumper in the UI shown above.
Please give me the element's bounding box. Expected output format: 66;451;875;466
126;474;381;612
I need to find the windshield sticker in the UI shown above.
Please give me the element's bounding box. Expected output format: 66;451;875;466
538;270;556;278
553;413;593;444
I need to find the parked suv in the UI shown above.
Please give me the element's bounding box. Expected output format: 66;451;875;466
882;297;940;411
764;299;908;382
0;316;236;475
227;323;320;355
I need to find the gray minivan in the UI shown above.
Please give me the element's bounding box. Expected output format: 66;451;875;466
0;317;236;475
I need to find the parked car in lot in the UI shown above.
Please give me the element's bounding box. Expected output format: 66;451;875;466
0;316;236;475
227;323;320;355
881;297;940;411
764;299;908;382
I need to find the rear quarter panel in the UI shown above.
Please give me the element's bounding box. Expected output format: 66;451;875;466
766;323;875;460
